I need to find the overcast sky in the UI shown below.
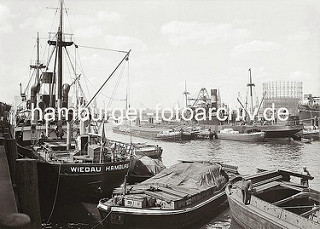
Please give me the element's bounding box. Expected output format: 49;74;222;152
0;0;319;109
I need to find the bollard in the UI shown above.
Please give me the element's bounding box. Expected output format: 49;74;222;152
0;213;30;229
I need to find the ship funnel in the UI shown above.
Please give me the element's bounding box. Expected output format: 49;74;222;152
62;83;70;108
30;78;41;106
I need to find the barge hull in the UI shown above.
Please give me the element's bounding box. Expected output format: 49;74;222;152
98;192;227;229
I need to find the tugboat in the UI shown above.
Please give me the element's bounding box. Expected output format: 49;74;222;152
97;161;238;229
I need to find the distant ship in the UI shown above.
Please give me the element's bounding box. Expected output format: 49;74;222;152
298;94;320;124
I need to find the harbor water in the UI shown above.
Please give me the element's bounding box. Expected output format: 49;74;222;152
105;124;320;229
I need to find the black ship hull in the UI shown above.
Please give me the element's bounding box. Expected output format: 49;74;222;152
217;125;303;139
17;144;131;220
259;125;303;138
98;191;227;229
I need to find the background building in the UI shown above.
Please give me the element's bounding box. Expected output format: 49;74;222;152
263;81;303;115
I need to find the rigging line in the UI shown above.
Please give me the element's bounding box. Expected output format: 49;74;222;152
86;50;131;108
126;59;130;108
102;95;126;102
107;63;126;108
23;68;36;95
22;40;37;94
64;3;75;41
74;63;119;101
48;4;59;34
45;46;57;71
72;48;91;99
64;47;79;82
46;164;61;224
76;44;129;54
107;61;125;108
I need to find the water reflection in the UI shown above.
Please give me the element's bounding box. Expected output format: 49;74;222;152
105;125;320;228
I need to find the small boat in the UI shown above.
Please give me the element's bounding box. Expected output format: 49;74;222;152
98;161;238;229
301;138;312;144
156;129;192;141
217;128;265;142
299;126;320;140
186;127;217;139
226;169;320;228
132;142;163;159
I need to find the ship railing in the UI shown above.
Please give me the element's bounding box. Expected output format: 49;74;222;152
48;32;74;43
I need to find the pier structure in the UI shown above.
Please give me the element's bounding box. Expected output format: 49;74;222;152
0;102;41;228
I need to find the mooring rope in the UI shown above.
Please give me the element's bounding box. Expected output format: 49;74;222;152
46;164;62;223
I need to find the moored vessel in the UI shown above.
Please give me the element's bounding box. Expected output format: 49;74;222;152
217;128;265;142
226;169;320;228
97;161;238;229
12;0;136;221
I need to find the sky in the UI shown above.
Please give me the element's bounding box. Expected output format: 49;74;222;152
0;0;319;110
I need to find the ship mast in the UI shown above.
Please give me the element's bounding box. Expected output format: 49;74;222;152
57;0;63;107
183;80;189;107
247;68;255;114
48;0;73;107
36;32;40;81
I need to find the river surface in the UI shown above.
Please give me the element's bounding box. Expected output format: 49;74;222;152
104;124;320;229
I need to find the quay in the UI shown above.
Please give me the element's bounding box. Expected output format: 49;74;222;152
0;102;41;229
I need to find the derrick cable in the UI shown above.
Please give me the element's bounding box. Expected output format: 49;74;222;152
108;62;126;106
64;47;80;83
65;47;88;102
106;63;126;108
46;164;61;224
77;44;128;54
126;58;130;108
85;50;131;109
23;69;35;96
73;48;92;99
45;43;57;71
22;40;37;95
108;61;127;107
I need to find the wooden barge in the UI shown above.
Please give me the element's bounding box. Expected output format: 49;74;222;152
226;169;320;228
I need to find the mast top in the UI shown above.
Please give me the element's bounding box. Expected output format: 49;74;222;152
30;32;46;70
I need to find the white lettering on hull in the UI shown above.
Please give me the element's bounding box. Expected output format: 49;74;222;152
69;166;102;173
105;163;129;171
69;163;129;173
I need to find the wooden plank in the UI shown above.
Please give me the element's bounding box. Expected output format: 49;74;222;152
273;192;309;206
301;206;320;217
279;169;314;180
255;181;280;193
280;182;305;192
253;175;283;188
244;170;279;181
